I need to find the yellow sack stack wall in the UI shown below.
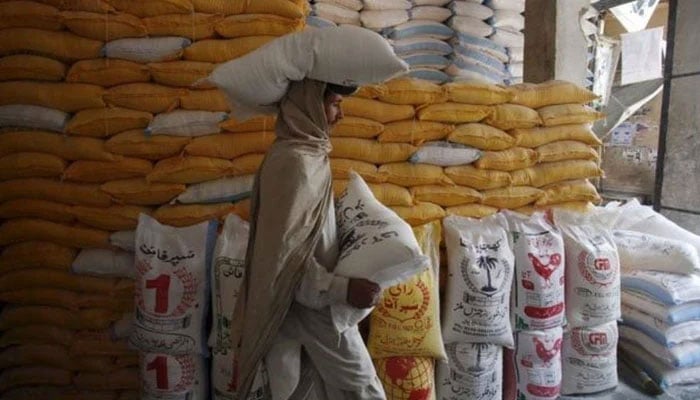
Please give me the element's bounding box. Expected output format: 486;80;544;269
0;2;605;396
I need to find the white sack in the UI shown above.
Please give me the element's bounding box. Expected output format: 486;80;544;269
204;26;408;120
312;3;361;26
111;230;136;252
140;352;207;400
212;349;269;400
449;16;494;37
410;6;453;22
621;270;700;305
505;211;566;331
619;325;700;369
317;0;363;12
449;1;494;20
622;288;700;325
111;312;134;340
443;214;515;347
561;322;618;395
306;15;337;29
72;248;135;278
490;28;524;48
176;175;255;205
363;0;412;10
361;10;410;29
386;21;455;40
614;230;700;274
414;0;451;5
491;10;525;31
130;214;215;355
512;327;563;400
452;33;509;62
103;37;192;63
555;209;621;328
618;340;700;389
209;214;249;350
392;38;453;56
508;62;523;77
509;46;524;62
145;110;227;137
0;104;68;132
332;171;428;332
409;141;482;167
437;343;503;400
622;302;700;346
485;0;526;12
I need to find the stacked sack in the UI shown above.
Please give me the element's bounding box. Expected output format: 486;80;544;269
308;0;361;28
0;0;307;397
484;0;526;83
609;200;700;393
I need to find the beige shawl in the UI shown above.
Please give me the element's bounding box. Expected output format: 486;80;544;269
231;79;333;398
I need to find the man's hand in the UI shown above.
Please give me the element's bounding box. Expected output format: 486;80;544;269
347;278;381;309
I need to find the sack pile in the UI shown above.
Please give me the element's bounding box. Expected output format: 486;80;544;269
607;200;700;392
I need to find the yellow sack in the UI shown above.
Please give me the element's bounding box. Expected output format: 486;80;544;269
379;163;454;187
71;205;150;231
0;218;110;248
184;36;276;63
180;89;229;111
474;147;538;171
369;221;446;358
0;28;102;61
220;115;276;133
375;357;435;400
391;202;446;227
0;268;119;294
536;140;599;163
410;185;482;207
538;104;605;127
355;84;387;99
148;61;214;88
143;13;221;40
230;153;265;176
71;332;134;356
484;103;542;130
62;11;147;41
0;366;73;393
0;152;66;181
66;58;150;87
215;14;304;38
0;54;66;81
100;178;185;205
66;107;153;137
104;83;185;114
0;178;111;207
115;354;139;368
333;180;413;207
447;123;515;150
153;203;236;227
74;368;139;391
332;116;385;139
191;0;306;18
148;156;232;184
342;97;415;123
0;131;115;161
233;198;251;221
0;199;75;224
105;129;190;161
508;80;598;109
0;241;76;274
107;0;193;17
378;120;453;145
330;158;387;183
0;305;118;331
511;160;604;187
0;288;81;310
330;137;416;164
444;81;513;105
60;0;116;13
444;165;512;190
185;132;275;159
0;1;63;30
0;81;104;113
64;157;153;183
378;78;447;105
535;179;600;206
516;201;595;216
417;103;491;123
0;325;74;348
446;203;499;218
480;186;543;209
511;124;602;148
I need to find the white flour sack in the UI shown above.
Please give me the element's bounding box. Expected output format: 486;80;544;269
510;327;563;400
504;211;566;331
443;214;515;347
72;248;135;278
203;26;408;120
621;270;700;305
332;171;428;332
209;214;249;350
436;342;503;400
622;288;700;325
555;209;621;328
613;230;700;274
409;141;483;167
212;348;270;400
561;321;618;395
621;302;700;346
130;214;216;355
140;352;207;400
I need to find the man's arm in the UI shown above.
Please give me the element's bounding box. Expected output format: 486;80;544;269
295;258;381;310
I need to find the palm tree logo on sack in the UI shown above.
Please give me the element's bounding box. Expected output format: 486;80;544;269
459;238;512;301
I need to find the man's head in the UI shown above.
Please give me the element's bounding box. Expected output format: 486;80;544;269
324;83;357;126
